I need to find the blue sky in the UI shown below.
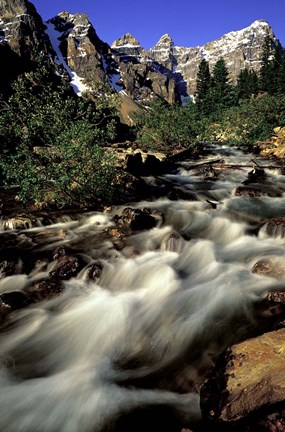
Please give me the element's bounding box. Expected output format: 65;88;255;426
32;0;285;49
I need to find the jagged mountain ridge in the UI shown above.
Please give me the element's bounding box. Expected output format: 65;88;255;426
113;19;277;95
0;0;279;106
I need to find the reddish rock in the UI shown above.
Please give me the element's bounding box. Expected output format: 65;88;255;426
201;329;285;427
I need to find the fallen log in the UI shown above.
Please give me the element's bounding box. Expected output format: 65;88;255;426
184;160;282;170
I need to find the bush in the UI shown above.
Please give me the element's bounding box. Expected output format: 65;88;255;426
203;95;285;148
0;65;121;208
134;100;203;154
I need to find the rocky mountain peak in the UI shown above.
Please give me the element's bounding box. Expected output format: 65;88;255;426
152;33;174;49
0;0;35;17
111;33;141;48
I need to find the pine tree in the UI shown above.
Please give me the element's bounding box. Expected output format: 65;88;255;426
237;68;259;99
259;35;276;93
195;58;212;114
277;49;285;94
236;68;250;99
211;57;234;111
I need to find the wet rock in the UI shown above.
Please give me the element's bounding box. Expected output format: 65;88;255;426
202;166;219;181
200;328;285;426
0;259;17;278
242;167;266;185
267;291;285;305
121;207;158;231
30;279;64;302
261;217;285;238
0;291;30;318
1;214;49;230
252;257;285;279
235;186;262;198
49;255;83;280
32;229;66;245
87;263;102;282
52;246;71;260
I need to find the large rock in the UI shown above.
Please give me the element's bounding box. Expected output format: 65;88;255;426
200;328;285;426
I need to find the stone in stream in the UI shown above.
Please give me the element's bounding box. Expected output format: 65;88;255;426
242;167;266;185
234;185;262;198
252;257;285;280
87;263;103;282
200;328;285;431
261;217;285;238
120;207;158;231
30;279;64;302
49;255;84;280
0;291;31;319
0;259;17;278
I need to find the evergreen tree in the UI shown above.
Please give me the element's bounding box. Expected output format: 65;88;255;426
277;49;285;94
236;68;259;99
259;35;276;93
211;57;235;111
273;43;285;94
195;58;212;114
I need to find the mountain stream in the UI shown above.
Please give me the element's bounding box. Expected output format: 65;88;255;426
0;145;285;431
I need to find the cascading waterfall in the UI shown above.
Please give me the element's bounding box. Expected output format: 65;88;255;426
0;145;285;431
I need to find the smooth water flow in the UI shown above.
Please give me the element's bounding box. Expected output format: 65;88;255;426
0;145;285;431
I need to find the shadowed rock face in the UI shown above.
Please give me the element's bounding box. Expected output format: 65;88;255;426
0;0;50;55
0;0;53;88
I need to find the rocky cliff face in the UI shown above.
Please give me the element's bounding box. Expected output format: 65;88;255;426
47;12;107;86
0;0;52;87
0;0;279;104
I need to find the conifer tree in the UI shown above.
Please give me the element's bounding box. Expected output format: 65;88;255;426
195;58;212;114
237;68;259;99
211;57;234;110
259;35;276;93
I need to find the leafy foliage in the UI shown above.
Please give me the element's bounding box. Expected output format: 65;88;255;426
134;100;204;153
0;64;121;208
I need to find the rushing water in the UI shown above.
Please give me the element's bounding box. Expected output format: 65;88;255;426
0;145;285;432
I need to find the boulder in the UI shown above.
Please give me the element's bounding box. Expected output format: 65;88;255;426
121;207;158;231
200;328;285;428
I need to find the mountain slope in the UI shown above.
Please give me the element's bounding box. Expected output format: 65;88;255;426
0;0;279;104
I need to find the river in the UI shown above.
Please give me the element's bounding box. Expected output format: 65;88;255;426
0;144;285;432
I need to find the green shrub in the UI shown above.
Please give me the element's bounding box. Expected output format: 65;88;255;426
0;65;121;208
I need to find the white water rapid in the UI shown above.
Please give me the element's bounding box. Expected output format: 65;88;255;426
0;145;285;432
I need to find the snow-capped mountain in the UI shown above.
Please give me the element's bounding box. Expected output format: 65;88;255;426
0;0;279;105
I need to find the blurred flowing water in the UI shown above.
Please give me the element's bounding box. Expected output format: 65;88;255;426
0;145;285;431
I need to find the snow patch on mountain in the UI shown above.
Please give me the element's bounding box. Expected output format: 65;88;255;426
45;21;88;96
